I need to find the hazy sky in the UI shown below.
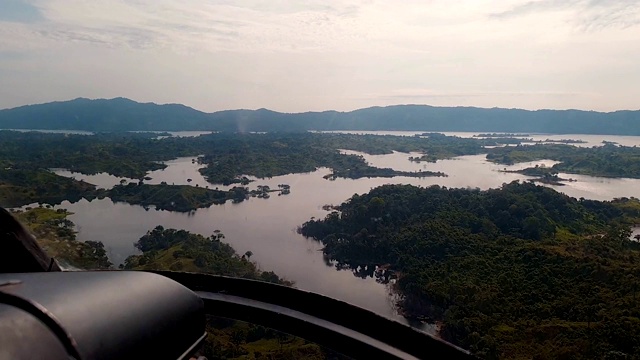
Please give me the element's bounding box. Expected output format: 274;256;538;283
1;0;639;112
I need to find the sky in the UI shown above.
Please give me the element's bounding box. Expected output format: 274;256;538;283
0;0;639;113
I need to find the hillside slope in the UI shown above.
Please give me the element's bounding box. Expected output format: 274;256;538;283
1;98;640;134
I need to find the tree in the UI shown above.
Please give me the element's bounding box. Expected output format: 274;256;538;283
244;251;253;260
212;230;225;241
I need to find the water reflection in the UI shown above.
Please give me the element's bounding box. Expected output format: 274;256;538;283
344;150;640;201
323;130;640;148
44;132;640;332
56;193;412;329
52;156;231;190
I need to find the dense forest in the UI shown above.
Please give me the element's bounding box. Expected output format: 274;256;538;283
108;183;250;212
0;131;479;181
0;131;486;207
123;225;290;285
300;182;640;359
2;97;640;135
0;167;101;207
4;130;640;209
0;131;196;178
195;133;461;184
487;143;640;178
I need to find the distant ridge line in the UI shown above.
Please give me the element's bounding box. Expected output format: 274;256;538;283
1;97;639;135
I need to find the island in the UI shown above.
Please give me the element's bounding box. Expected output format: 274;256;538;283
121;226;352;359
540;138;587;144
473;133;531;138
107;183;250;212
1;131;488;208
499;165;576;186
299;181;640;359
487;143;640;178
123;225;291;284
4;131;640;212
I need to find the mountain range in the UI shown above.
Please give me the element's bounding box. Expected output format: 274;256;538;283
1;97;639;135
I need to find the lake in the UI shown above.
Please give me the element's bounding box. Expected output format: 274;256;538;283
322;130;640;148
48;132;640;331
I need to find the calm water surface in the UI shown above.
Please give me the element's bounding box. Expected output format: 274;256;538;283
323;130;640;148
48;132;640;329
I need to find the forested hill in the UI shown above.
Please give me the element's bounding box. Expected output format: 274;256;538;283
0;98;212;132
1;97;640;134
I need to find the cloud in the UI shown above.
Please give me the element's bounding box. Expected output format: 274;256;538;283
0;1;639;112
579;1;640;30
490;0;640;30
490;0;574;19
8;0;378;53
368;89;583;101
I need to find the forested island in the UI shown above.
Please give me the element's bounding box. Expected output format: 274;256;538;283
487;143;640;178
115;225;345;359
108;183;251;212
4;131;640;210
0;131;487;208
300;182;640;359
123;225;291;285
474;133;531;138
195;132;481;184
542;138;587;144
498;165;576;186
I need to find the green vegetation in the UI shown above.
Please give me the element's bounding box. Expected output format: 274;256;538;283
123;226;290;285
10;209;328;358
7;202;334;358
508;165;558;177
543;138;587;144
122;227;352;359
12;207;112;269
108;183;250;212
300;182;640;359
326;166;445;180
0;167;101;208
202;317;343;360
0;131;476;206
0;131;472;183
488;143;640;178
324;132;487;156
0;131;200;178
5;129;640;212
474;134;586;144
499;165;575;186
196;133;478;184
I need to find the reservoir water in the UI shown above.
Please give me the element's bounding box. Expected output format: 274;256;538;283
45;132;640;330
